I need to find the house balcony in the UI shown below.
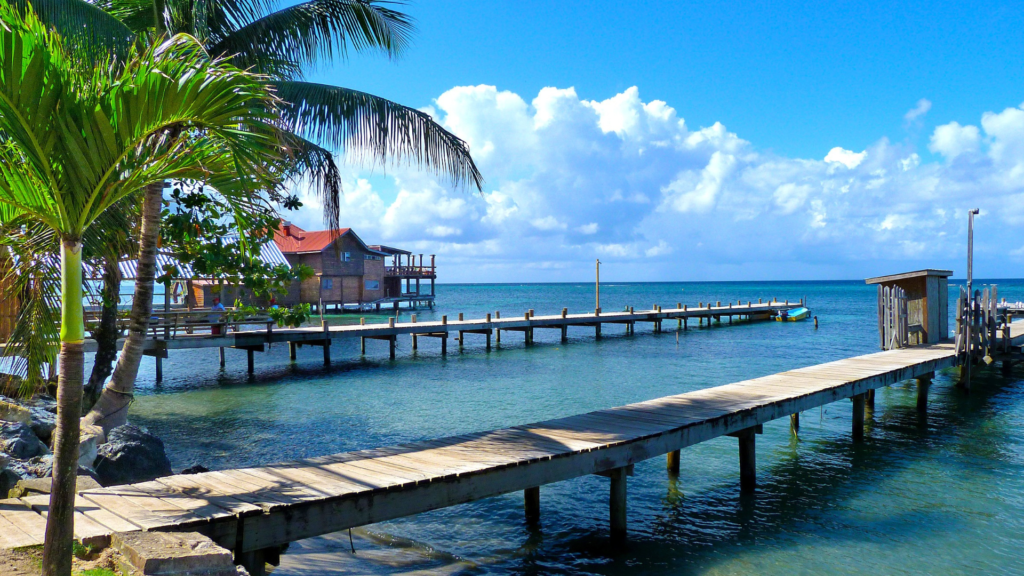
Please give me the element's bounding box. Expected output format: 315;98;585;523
385;265;436;279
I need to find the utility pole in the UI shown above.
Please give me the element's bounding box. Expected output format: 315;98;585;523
595;259;601;311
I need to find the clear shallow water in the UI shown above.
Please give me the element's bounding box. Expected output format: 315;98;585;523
115;280;1024;575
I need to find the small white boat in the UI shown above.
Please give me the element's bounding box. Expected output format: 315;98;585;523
776;307;810;322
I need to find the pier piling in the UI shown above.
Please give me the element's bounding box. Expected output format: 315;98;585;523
790;413;799;433
667;450;680;475
852;393;865;440
735;428;757;493
288;342;297;361
524;487;540;524
609;467;628;539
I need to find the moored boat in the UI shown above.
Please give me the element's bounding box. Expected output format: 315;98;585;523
776;307;810;321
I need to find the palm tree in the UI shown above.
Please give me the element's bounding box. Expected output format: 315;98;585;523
0;5;289;573
25;0;484;431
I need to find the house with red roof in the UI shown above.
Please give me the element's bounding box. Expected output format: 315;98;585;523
274;223;436;309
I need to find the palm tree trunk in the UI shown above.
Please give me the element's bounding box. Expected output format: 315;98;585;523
82;182;162;433
42;239;85;576
83;256;121;413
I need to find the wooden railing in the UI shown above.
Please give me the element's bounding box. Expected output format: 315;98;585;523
384;265;436;277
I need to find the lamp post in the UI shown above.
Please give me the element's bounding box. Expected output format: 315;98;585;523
964;208;980;388
595;259;601;312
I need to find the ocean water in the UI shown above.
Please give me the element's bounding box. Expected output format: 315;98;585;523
119;280;1024;575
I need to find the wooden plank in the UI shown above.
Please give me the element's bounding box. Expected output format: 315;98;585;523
0;513;39;548
0;499;45;545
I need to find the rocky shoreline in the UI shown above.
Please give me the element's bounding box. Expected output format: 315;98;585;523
1;394;176;497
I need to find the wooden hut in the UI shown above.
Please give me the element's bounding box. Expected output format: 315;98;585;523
866;269;952;346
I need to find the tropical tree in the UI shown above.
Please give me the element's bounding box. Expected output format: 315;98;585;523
0;5;289;574
37;0;485;432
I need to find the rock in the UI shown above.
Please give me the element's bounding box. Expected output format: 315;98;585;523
79;424;104;469
6;475;102;498
0;422;48;459
94;424;172;487
25;394;57;414
27;408;55;445
25;454;52;478
0;468;19;498
0;400;30;424
180;464;210;475
0;452;8;470
112;531;237;576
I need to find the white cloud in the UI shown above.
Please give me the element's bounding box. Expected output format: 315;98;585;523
929;121;980;159
904;98;932;124
287;86;1024;281
824;147;866;169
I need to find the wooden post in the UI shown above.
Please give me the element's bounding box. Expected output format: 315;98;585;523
666;450;680;475
917;375;931;413
561;325;568;343
360;337;365;355
852;393;865;440
459;331;465;349
322;321;331;366
524;486;540;525
866;388;875;410
442;315;448;355
738;429;756;493
219;347;225;367
288;342;297;361
790;413;799;433
459;312;464;321
595;322;602;338
561;307;567;318
389;336;396;360
236;549;266;576
486;330;492;351
412;334;418;350
246;349;254;374
496;310;501;344
609;466;627;539
155;356;163;382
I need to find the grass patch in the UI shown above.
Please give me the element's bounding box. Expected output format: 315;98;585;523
77;569;118;576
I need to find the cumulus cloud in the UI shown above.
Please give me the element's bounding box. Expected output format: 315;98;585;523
287;88;1024;281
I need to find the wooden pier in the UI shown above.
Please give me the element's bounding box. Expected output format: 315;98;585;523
86;299;806;381
3;321;1021;574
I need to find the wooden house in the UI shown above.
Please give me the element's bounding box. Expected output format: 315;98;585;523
274;223;394;307
866;269;952;345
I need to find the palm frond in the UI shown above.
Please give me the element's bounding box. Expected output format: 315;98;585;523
13;0;135;60
277;80;483;191
210;0;412;74
281;133;341;228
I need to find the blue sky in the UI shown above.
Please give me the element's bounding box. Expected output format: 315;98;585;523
288;0;1024;282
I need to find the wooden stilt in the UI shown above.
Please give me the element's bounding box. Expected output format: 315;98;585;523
852;393;865;440
738;431;756;493
866;388;875;410
219;347;225;367
441;335;447;355
459;331;464;349
360;337;365;355
389;336;396;360
235;549;266;576
524;486;540;524
609;466;627;539
486;331;492;351
790;413;799;433
666;450;680;475
917;378;930;413
247;349;254;374
595;323;601;339
288;342;297;361
412;334;418;350
155;356;163;383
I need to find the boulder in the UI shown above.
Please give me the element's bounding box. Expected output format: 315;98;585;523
112;531;237;576
180;464;210;475
0;400;30;424
27;407;55;444
0;422;48;459
94;424;172;487
0;468;19;497
25;454;52;478
79;424;105;469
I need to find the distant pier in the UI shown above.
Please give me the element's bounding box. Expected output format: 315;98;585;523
107;298;807;381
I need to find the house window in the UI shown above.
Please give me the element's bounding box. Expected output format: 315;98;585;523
322;278;333;290
364;280;379;291
341;252;351;262
364;254;381;260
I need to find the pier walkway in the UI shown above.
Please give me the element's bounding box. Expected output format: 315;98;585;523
3;321;1021;574
92;299;806;380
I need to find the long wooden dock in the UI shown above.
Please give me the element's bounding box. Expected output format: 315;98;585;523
91;299;806;380
3;321;1020;574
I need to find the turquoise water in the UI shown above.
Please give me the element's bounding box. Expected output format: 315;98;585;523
121;280;1024;575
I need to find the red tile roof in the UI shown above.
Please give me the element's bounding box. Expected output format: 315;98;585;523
273;223;350;253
